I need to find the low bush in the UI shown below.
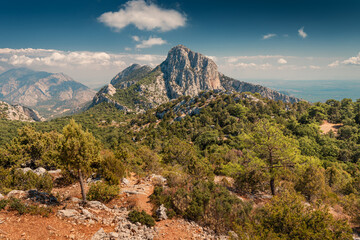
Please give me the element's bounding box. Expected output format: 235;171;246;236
7;198;52;217
0;199;8;210
3;170;53;193
150;180;252;233
236;191;353;240
100;150;125;185
87;182;119;203
128;210;155;227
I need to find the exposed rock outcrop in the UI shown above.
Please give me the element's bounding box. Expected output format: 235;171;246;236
0;101;44;122
160;45;223;99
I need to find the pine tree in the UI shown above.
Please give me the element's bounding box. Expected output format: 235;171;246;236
60;119;101;202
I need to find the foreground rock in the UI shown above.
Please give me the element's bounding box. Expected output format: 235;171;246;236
91;218;156;240
156;204;168;220
7;190;27;199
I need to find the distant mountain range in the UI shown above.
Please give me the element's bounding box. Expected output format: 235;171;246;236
90;45;301;112
0;68;96;119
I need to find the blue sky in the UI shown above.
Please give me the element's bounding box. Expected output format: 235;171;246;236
0;0;359;87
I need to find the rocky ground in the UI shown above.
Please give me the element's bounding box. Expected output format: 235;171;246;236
0;171;229;240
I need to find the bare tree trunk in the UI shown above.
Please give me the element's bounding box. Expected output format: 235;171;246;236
269;150;276;195
78;169;86;202
270;177;276;195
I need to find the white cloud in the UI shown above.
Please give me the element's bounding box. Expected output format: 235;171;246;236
124;47;132;51
0;48;165;86
132;35;140;42
278;58;287;64
298;27;307;39
206;55;217;62
135;37;167;49
309;65;320;69
234;62;272;70
328;60;340;68
263;33;277;40
342;52;360;65
98;0;186;32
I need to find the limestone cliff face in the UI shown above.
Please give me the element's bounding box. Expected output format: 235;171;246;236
0;68;96;119
160;45;223;99
90;45;302;112
0;101;44;122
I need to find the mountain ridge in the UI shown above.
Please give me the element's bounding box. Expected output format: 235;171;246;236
0;68;96;119
89;45;302;112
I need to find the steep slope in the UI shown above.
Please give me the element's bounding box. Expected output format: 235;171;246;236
110;64;152;89
90;45;301;112
220;74;299;103
0;68;96;118
0;100;44;122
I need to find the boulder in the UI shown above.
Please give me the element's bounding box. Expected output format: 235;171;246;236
156;204;168;220
57;209;80;218
7;190;27;199
33;167;47;176
28;190;59;205
19;167;32;174
121;178;130;186
87;201;110;211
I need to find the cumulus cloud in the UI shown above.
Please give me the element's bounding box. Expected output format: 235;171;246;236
298;27;307;38
342;52;360;65
278;58;287;64
135;37;167;49
98;0;186;32
328;53;360;68
263;33;277;40
0;48;165;86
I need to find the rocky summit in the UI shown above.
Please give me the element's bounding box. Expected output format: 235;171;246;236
90;45;301;113
0;68;96;119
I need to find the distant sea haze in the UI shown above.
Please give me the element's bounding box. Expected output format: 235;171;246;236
246;80;360;102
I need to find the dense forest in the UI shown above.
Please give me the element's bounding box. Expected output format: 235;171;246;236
1;91;360;239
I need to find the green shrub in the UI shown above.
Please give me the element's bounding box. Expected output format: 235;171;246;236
87;182;119;203
242;191;353;240
128;210;155;227
0;199;8;210
8;198;52;217
101;150;125;185
4;170;53;193
8;198;27;215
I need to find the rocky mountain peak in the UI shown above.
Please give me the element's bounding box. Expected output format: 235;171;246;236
160;45;222;98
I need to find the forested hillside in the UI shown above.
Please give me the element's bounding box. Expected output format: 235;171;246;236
1;91;360;239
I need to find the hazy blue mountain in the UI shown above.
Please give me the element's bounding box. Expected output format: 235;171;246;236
0;68;96;119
